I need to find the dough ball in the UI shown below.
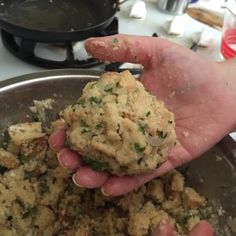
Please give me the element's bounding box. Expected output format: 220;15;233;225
62;71;177;175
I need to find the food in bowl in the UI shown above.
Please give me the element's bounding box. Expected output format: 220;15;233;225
0;71;211;235
62;71;177;175
0;124;208;235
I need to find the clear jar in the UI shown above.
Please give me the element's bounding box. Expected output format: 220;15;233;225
220;0;236;59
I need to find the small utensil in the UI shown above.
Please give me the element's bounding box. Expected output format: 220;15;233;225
187;8;223;30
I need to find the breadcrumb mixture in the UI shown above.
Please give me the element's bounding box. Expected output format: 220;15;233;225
62;71;176;175
0;120;208;236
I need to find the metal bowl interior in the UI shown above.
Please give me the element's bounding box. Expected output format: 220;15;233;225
0;69;235;235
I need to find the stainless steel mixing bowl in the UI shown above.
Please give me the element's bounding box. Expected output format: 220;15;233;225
0;69;235;235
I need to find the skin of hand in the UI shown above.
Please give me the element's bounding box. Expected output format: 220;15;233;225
153;220;213;236
49;34;236;197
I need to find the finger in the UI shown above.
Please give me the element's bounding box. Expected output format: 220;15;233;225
152;222;174;236
57;148;83;171
73;166;110;189
48;128;66;152
85;34;169;66
188;221;213;236
101;160;174;197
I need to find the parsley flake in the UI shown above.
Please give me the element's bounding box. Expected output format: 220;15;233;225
73;98;86;108
104;87;113;93
24;171;34;180
120;166;128;171
89;96;102;105
112;38;119;44
39;182;50;195
22;207;38;219
81;128;91;134
146;111;151;117
0;131;9;149
138;123;147;134
134;143;146;153
84;158;108;171
159;131;168;139
18;154;30;164
96;123;103;129
81;119;89;127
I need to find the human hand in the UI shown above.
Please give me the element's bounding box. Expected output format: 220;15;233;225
49;34;236;196
153;220;213;236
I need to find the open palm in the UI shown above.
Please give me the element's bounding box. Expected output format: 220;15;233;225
49;34;236;197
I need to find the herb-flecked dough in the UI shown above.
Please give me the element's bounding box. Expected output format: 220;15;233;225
62;71;177;175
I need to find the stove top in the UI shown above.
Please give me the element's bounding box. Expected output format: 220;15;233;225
1;18;118;69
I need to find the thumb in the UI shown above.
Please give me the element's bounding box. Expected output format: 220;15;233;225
152;222;174;236
85;34;169;66
188;220;213;236
152;221;213;236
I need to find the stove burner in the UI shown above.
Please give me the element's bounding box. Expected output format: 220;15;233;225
1;18;118;69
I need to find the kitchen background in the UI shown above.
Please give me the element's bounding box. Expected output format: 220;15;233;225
0;0;226;80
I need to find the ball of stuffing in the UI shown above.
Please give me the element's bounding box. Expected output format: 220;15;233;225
62;71;177;175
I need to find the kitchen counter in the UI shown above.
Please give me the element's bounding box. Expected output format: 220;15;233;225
0;0;223;81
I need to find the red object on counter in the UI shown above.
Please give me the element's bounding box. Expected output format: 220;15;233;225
220;28;236;59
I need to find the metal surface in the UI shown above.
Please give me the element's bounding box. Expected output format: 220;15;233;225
157;0;190;15
0;0;118;42
0;69;235;235
0;18;118;69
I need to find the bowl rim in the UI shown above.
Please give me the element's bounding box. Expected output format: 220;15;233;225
0;69;102;90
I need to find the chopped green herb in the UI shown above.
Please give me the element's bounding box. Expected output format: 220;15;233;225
168;120;173;124
104;87;113;93
96;123;103;129
0;166;8;174
81;119;89;127
64;139;71;148
112;38;119;44
24;171;34;180
0;131;9;149
158;131;168;139
181;212;198;224
134;143;146;153
137;158;143;165
120;166;128;171
39;182;50;195
146;111;151;117
89;82;96;89
116;82;120;87
18;154;30;164
199;207;212;219
81;128;91;134
22;207;38;219
78;98;86;107
89;96;102;105
138;123;147;135
72;98;86;108
84;158;108;171
31;112;40;122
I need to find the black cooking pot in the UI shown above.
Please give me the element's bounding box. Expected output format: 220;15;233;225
0;0;121;42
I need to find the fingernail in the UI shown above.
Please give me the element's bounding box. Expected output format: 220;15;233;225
57;153;67;169
101;187;109;197
72;174;84;188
